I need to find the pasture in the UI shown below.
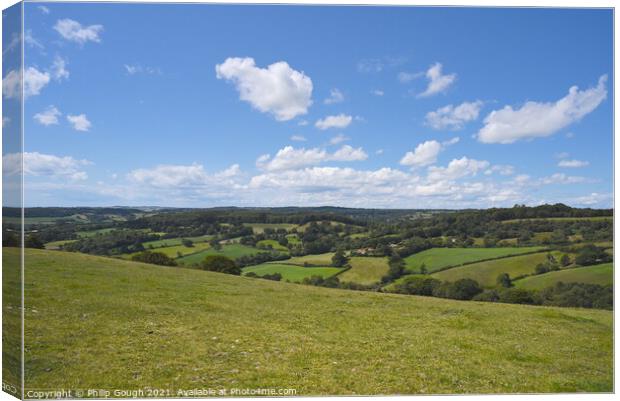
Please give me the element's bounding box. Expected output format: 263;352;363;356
14;248;612;394
501;216;613;224
274;252;335;266
432;251;565;288
242;223;298;234
514;263;613;290
176;244;266;265
256;239;289;252
338;257;389;285
404;247;546;273
242;263;342;282
142;235;212;249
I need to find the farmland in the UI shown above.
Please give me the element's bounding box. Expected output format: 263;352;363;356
242;263;342;282
276;252;335;266
403;247;546;273
431;251;565;288
176;244;268;265
338;257;390;285
15;248;613;393
514;263;613;290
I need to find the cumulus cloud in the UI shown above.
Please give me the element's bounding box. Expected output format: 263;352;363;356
290;135;307;142
215;57;313;121
477;75;608;144
426;101;483;130
400;137;459;168
418;63;456;97
38;5;50;14
34;105;61;126
128;163;229;189
3;152;90;181
3;67;51;99
257;145;367;172
324;88;344;104
54;18;103;44
124;64;162;75
371;89;384;96
558;159;589;168
427;157;490;182
484;164;515;176
329;134;350;145
315;114;353;130
397;71;423;83
51;56;69;80
24;30;44;50
357;59;384;73
67;114;91;131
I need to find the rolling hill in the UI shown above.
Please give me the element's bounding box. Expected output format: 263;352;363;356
8;248;613;394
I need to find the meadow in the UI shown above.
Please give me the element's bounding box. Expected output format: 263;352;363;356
242;263;342;282
242;223;298;234
273;252;335;266
15;248;613;394
404;247;546;273
514;263;613;290
431;251;565;288
338;257;390;285
176;244;266;265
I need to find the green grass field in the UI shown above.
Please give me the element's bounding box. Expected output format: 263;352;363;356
285;234;301;245
404;247;546;274
11;248;613;393
44;239;77;250
338;257;389;285
256;239;289;252
142;235;212;248
432;251;565;288
273;252;334;266
176;244;265;265
242;263;342;282
514;263;613;290
501;216;613;224
242;223;298;234
76;228;117;238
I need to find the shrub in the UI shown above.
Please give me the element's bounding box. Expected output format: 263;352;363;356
393;276;440;296
496;273;512;288
433;279;483;300
473;290;500;302
498;288;538;305
200;255;240;275
132;251;177;266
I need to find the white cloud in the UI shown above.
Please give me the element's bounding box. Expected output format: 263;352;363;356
3;67;51;99
426;101;483;130
2;33;20;56
38;5;50;14
24;30;44;49
476;75;608;144
298;120;309;126
540;173;588;185
34;105;61;126
51;56;69;80
124;64;162;75
329;134;350;145
484;164;515;176
290;135;307;142
357;59;384;73
397;71;422;83
67;114;91;131
371;89;384;96
127;163;242;190
558;159;589;168
257;145;367;172
400;140;443;167
2;117;10;127
427;157;490;182
555;152;570;159
54;19;103;44
418;63;456;97
324;88;344;104
400;137;459;168
375;149;384;155
215;57;313;121
571;192;612;207
3;152;90;181
315;114;353;130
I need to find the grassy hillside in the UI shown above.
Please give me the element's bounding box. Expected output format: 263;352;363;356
338;257;389;285
176;244;265;265
274;252;334;266
242;263;342;282
514;263;613;290
431;251;564;288
13;248;612;394
404;247;546;273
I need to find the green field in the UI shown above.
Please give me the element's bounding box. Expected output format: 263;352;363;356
274;252;334;266
44;239;77;250
256;239;289;252
142;235;212;248
76;228;117;238
514;263;613;290
338;257;390;285
432;251;564;288
501;216;613;224
243;223;298;234
285;234;301;245
4;215;87;226
242;263;342;282
11;248;613;393
176;244;266;265
404;247;546;273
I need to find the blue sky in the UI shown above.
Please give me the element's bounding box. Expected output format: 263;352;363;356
3;2;613;208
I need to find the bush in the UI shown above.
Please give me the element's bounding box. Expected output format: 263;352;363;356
433;279;483;300
473;290;500;302
200;255;240;275
539;282;612;309
331;249;348;267
393;276;440;296
132;251;177;266
496;273;512;288
575;245;612;266
498;288;538;305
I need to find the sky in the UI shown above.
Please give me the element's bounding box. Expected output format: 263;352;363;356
2;2;614;208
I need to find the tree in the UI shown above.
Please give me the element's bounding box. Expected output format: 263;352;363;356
560;254;571;267
182;238;194;247
209;238;222;251
200;255;240;275
575;245;611;266
24;234;45;249
132;251;177;266
331;249;348;267
419;263;427;275
496;273;512;288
